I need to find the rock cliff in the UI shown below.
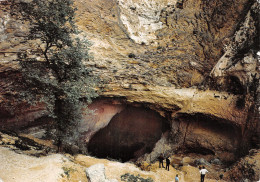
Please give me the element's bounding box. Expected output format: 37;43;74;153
0;0;259;170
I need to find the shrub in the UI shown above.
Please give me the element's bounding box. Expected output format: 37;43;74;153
121;173;154;182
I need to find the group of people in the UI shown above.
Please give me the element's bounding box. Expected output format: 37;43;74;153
158;155;179;181
158;154;171;170
158;155;209;182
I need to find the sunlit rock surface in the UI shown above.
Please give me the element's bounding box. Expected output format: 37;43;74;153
0;0;259;170
0;142;259;182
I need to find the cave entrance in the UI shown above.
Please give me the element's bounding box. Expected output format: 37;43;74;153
88;106;169;162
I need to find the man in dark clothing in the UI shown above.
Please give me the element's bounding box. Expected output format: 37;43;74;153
158;154;165;168
166;157;170;171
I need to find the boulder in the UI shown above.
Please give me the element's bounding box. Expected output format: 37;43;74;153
210;158;222;165
85;163;118;182
182;157;193;166
194;158;210;166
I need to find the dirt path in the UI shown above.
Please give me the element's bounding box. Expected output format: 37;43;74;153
0;146;225;182
0;147;64;182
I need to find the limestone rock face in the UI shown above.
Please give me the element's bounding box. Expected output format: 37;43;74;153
97;86;255;162
80;99;126;143
0;0;259;163
73;0;254;88
210;2;259;92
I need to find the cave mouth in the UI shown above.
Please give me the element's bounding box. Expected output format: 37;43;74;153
88;106;169;162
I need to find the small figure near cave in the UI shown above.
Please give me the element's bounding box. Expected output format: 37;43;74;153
199;166;208;182
175;174;179;182
166;157;170;171
158;154;165;168
219;173;224;181
57;138;62;153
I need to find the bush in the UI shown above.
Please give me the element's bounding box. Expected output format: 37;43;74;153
121;173;154;182
128;53;136;58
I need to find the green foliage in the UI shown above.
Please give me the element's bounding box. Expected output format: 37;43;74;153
14;0;76;46
128;53;136;58
121;173;154;182
12;0;99;152
62;167;76;178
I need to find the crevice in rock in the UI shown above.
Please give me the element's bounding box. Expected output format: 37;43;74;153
87;105;170;162
227;76;245;95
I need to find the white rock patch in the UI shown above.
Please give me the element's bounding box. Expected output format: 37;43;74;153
118;0;177;45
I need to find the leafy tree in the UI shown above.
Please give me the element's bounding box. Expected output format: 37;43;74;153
11;0;99;153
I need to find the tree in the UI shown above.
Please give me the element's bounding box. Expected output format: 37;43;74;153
11;0;99;153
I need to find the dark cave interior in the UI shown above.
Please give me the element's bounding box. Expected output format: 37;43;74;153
88;106;169;162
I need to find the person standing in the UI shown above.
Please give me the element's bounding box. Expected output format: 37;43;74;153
158;154;165;168
175;174;179;182
166;157;170;171
199;166;208;182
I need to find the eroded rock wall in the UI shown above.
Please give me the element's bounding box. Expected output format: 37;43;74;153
74;0;253;87
0;0;259;163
